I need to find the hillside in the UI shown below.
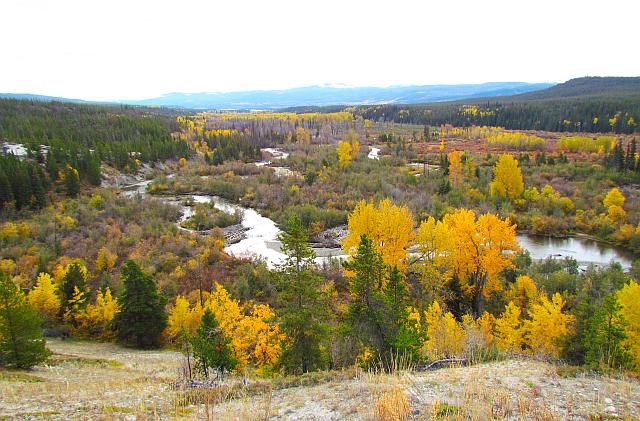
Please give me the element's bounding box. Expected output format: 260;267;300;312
514;76;640;100
1;340;637;420
298;77;640;133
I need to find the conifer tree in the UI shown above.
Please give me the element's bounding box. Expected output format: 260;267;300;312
113;260;167;349
0;272;50;369
190;308;236;378
63;164;80;197
276;216;329;374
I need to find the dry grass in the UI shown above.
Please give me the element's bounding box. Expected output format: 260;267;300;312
1;340;639;420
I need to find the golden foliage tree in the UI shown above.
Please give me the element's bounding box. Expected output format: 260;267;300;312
603;187;625;209
27;273;61;321
494;301;524;354
76;288;119;339
95;246;117;272
490;154;524;200
416;209;520;316
448;151;464;188
506;275;539;315
617;280;640;370
422;301;466;360
337;141;353;168
164;283;283;372
342;198;414;271
165;295;203;340
523;293;574;358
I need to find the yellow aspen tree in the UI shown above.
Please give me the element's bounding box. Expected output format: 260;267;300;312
344;130;361;156
490;154;524;200
76;288;119;339
95;246;117;272
422;301;466;360
523;293;574;358
506;275;540;315
165;295;192;340
448;151;464;188
337;141;353;168
27;273;61;320
439;209;520;316
603;187;625;209
616;280;640;369
342;198;414;271
494;301;524;354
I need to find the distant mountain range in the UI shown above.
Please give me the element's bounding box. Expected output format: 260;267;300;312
0;82;554;110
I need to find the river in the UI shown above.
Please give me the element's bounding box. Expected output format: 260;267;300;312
120;147;635;270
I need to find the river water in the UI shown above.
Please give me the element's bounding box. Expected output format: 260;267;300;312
121;147;635;270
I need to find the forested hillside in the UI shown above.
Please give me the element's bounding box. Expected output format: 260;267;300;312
289;77;640;134
0;99;190;210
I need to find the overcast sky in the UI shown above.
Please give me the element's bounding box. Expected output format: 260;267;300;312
1;0;639;101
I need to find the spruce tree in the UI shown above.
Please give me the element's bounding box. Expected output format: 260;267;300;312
113;260;167;349
0;272;50;369
45;152;59;181
0;168;13;209
343;235;389;355
276;216;329;374
190;308;236;378
63;164;80;197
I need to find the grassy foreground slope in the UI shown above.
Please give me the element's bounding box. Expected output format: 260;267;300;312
1;340;639;420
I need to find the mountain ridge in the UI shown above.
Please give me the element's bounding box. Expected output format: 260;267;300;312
0;82;554;110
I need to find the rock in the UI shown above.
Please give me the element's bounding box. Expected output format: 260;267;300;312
604;398;613;404
605;405;617;413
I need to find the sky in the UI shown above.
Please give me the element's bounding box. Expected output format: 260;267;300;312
1;0;639;101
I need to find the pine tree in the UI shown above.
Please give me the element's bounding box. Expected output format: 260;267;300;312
0;272;50;369
343;235;391;359
45;151;59;181
276;216;329;374
63;164;80;197
113;260;167;349
190;308;236;378
0;168;13;209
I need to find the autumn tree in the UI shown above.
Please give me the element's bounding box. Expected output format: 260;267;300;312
494;301;523;354
603;188;626;222
505;275;539;315
95;246;117;273
447;151;464;188
0;272;50;368
27;272;61;322
422;301;466;360
76;288;119;339
337;141;353;168
416;209;520;316
617;280;640;370
113;260;167;349
523;293;574;358
275;216;330;374
342;199;414;271
490;154;524;200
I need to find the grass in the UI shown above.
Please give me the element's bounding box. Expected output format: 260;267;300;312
0;370;44;383
1;340;639;420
